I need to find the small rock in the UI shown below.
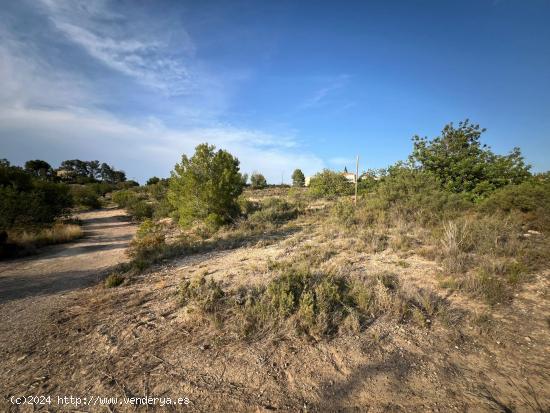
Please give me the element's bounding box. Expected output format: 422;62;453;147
524;336;532;343
199;343;210;351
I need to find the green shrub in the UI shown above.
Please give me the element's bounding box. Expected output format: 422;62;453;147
250;172;268;189
308;169;353;198
112;189;138;208
168;143;245;229
105;273;124;288
179;274;225;313
70;185;101;209
479;180;550;215
126;200;153;220
292;169;305;187
410;119;531;198
247;198;298;227
127;220;166;266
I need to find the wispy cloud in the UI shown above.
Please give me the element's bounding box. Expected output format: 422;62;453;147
38;0;195;95
299;74;350;110
0;0;326;183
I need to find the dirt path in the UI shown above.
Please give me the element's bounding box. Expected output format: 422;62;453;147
0;208;137;356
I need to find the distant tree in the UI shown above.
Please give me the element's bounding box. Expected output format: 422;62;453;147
410;119;531;198
146;176;160;186
87;160;101;180
344;166;348;173
168;143;245;229
308;169;353;198
99;163;126;183
250;172;267;189
241;173;249;186
1;162;72;228
291;169;305;187
24;160;54;180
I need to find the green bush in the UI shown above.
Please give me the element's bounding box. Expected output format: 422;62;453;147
168;143;245;229
70;185;101;209
479;180;550;214
250;172;268;189
410;119;531;198
308;169;353;198
247;198;298;227
291;169;305;187
360;166;470;224
112;189;138;208
126;200;153;220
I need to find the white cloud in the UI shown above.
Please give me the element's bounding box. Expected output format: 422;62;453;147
299;74;350;110
0;106;324;183
0;0;326;183
38;0;195;95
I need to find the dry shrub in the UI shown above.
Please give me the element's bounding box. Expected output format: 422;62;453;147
9;223;83;247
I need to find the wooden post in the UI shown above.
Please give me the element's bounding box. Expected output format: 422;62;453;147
354;155;359;206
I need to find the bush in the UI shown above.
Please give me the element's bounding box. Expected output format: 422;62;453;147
70;185;101;209
246;198;298;228
105;273;125;288
126;200;153;220
168;143;245;229
112;189;138;208
308;169;353;198
250;172;267;189
359;166;470;225
410;119;531;198
479;180;550;215
291;169;305;187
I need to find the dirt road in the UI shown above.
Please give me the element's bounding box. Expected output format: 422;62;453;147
0;208;136;356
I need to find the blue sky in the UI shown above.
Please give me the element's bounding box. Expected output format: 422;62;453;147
1;0;549;183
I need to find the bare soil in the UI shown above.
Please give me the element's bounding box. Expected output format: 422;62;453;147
1;210;549;412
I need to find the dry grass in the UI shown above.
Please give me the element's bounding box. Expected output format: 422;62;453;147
9;223;83;247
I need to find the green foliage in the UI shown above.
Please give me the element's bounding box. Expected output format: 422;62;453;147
146;176;160;185
24;160;54;180
410;119;531;198
179;274;225;313
479;179;550;214
0;163;72;229
70;185;101;209
168;143;244;229
246;198;299;228
308;169;353;198
291;169;305;187
250;172;268;189
127;219;166;266
112;189;139;208
361;166;471;224
105;273;124;288
127;200;153;220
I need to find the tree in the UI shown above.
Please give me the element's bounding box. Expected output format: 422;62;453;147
146;176;160;186
168;143;245;229
291;169;305;187
250;172;267;189
24;160;54;180
410;119;531;198
308;169;353;198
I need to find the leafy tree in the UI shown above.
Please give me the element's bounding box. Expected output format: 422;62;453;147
410;119;531;198
168;143;245;229
24;160;54;180
0;162;72;228
308;169;353;198
250;172;267;189
291;169;305;187
146;176;160;186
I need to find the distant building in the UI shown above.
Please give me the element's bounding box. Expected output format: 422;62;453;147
304;170;357;187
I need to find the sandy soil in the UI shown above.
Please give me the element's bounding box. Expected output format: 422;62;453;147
0;208;137;364
0;213;549;412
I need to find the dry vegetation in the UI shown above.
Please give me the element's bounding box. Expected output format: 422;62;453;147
2;136;550;411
